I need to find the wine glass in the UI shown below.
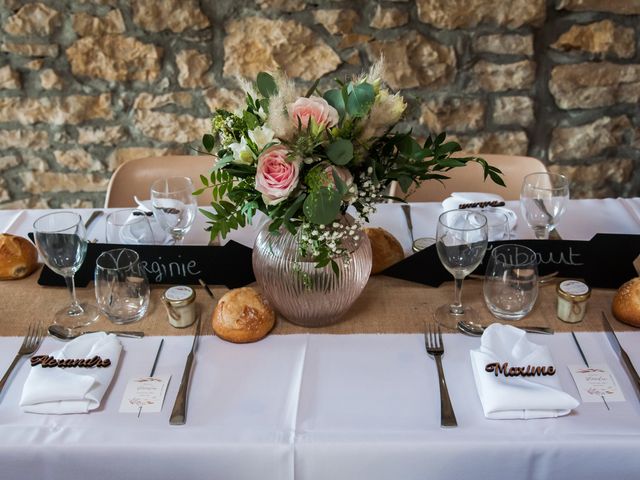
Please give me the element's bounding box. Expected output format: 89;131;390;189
150;177;198;244
106;209;156;245
520;172;569;239
33;212;99;330
434;209;488;329
483;244;539;321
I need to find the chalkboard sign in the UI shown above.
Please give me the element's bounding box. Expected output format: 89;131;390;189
383;234;640;289
36;241;255;288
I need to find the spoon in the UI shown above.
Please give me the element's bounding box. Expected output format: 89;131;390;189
457;320;553;336
48;325;145;341
468;271;559;285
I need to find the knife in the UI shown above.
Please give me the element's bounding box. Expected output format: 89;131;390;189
169;314;202;425
84;210;103;231
601;311;640;400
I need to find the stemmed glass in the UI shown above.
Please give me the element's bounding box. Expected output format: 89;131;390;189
520;172;569;239
33;212;99;330
150;177;197;244
434;210;489;329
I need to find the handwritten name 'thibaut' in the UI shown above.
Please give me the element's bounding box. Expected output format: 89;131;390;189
485;362;556;377
487;245;583;266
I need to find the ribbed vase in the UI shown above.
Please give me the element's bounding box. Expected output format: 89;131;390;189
252;217;372;327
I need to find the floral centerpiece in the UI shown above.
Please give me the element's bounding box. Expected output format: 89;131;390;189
198;61;503;326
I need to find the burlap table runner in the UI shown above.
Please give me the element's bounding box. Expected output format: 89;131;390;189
0;266;632;337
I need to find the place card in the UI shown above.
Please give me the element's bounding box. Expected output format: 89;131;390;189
119;375;171;413
568;365;625;403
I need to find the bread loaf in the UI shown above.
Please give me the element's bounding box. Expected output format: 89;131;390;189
364;227;404;275
212;287;275;343
612;277;640;327
0;234;38;280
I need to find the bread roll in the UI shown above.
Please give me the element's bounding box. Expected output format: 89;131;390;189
0;234;38;280
365;227;404;275
212;287;275;343
612;277;640;327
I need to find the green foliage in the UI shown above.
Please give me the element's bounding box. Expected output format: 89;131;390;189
256;72;277;98
303;188;342;225
345;82;375;118
202;134;215;152
326;138;353;166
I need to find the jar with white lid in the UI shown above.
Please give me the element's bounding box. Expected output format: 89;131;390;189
556;280;591;323
162;286;197;328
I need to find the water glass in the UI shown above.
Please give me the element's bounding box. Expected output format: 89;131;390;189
106;209;156;244
483;244;539;321
481;208;511;241
33;211;99;330
521;172;569;239
95;248;150;324
434;209;488;329
150;177;197;244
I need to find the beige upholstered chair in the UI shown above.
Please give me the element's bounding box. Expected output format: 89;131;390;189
104;155;216;208
389;153;548;202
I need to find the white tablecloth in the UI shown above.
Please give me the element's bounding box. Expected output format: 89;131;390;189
1;199;640;480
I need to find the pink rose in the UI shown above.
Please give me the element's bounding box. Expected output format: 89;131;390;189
255;145;301;205
288;96;339;130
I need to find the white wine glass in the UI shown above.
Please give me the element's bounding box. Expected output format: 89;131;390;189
150;177;198;244
434;210;488;330
33;212;99;330
520;172;569;239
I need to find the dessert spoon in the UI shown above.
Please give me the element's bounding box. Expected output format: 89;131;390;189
48;324;144;340
457;320;553;336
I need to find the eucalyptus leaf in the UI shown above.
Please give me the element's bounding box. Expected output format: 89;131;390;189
326;138;353;166
346;82;375;118
213;154;234;171
256;72;278;97
324;89;345;118
202;133;215;152
303;188;342;225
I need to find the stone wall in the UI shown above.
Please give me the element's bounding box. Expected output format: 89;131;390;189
0;0;638;208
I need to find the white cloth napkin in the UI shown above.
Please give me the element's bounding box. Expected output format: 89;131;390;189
470;324;579;420
20;333;122;414
442;192;517;231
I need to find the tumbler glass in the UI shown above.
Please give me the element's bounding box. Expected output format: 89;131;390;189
105;209;156;245
483;244;539;321
95;248;150;324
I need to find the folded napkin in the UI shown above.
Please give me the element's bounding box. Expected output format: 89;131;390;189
442;192;517;232
20;333;122;414
470;324;579;419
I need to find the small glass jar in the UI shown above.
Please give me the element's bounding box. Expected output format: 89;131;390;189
162;286;196;328
556;280;591;323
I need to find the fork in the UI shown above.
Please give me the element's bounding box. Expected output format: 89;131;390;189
424;323;458;428
0;322;45;398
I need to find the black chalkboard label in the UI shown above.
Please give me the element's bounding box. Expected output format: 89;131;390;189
383;235;640;289
36;241;255;288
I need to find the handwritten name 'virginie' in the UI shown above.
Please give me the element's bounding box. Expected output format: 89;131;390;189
485;362;556;377
139;256;202;282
